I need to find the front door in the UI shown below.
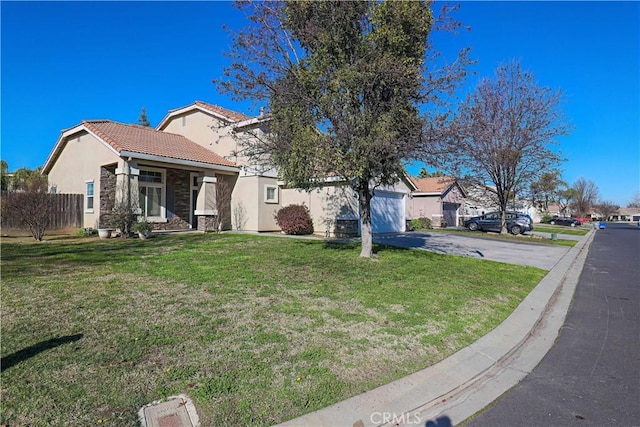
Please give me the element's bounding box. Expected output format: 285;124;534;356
442;203;458;227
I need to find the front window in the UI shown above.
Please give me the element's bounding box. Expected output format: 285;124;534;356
138;169;164;218
86;181;94;211
264;184;278;203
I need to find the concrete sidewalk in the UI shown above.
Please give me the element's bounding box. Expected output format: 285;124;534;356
277;229;596;427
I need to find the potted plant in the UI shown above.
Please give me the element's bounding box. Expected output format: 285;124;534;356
132;219;153;239
98;228;113;239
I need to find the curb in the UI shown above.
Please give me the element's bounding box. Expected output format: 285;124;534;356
277;229;596;427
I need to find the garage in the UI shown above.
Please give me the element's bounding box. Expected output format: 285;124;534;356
370;191;406;233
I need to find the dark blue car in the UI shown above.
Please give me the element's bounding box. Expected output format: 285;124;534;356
464;211;533;235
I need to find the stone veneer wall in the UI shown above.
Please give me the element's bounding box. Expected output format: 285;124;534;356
334;219;359;237
100;165;193;231
197;216;218;232
154;168;191;231
99;165;117;228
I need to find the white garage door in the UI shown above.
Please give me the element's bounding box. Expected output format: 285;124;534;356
371;191;405;233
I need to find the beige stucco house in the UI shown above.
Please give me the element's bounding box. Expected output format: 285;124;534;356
43;101;412;235
408;177;466;227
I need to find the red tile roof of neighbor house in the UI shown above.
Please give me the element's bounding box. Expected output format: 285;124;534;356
410;176;456;193
83;120;236;167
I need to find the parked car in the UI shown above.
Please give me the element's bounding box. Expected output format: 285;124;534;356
572;216;591;225
464;211;533;235
549;217;581;227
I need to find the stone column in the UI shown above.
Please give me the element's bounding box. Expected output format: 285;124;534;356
195;172;218;232
115;160;140;214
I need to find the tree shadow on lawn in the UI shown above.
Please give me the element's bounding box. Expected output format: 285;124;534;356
1;333;83;373
322;240;416;256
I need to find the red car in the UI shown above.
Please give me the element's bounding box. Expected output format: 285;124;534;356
572;217;591;225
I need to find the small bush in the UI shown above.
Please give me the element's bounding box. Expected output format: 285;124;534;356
411;217;432;230
540;213;554;224
76;228;97;237
275;204;314;235
132;218;153;234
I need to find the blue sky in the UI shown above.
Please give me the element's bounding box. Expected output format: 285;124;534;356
2;1;638;206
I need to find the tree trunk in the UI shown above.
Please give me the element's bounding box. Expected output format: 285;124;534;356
500;204;508;234
358;186;373;258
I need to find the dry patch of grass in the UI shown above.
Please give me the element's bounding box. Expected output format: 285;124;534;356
1;233;546;426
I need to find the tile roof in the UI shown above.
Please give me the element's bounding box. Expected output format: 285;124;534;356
410;176;456;193
193;101;253;123
83;120;236;167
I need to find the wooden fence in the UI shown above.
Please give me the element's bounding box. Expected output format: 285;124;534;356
1;192;84;230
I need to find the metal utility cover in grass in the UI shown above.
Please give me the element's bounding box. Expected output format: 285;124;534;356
139;395;199;427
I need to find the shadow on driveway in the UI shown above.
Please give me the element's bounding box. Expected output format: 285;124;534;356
373;232;570;270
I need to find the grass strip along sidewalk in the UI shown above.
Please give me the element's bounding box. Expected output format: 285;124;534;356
1;233;546;426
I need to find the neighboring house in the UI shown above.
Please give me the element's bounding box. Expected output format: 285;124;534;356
545;203;565;217
461;182;540;223
42;101;411;235
408;177;466;227
609;207;640;221
460;183;498;220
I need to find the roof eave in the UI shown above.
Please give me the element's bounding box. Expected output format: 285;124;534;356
232;115;272;130
120;150;240;172
156;103;236;130
412;191;443;196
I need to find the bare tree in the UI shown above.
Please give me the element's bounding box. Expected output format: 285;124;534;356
233;201;248;231
570;177;599;217
107;181;140;237
423;61;570;233
627;192;640;209
2;169;54;241
216;0;471;257
1;160;9;191
594;200;619;221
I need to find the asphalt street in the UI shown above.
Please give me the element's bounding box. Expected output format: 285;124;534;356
464;223;640;426
373;231;570;270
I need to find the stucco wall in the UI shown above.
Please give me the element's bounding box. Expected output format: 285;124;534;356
281;184;359;236
160;110;241;162
442;185;465;204
47;130;121;228
231;175;280;231
409;196;441;220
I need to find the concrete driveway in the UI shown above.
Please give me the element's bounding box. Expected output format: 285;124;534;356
373;232;571;270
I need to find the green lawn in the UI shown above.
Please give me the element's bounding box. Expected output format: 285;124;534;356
532;223;591;236
1;233;547;426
